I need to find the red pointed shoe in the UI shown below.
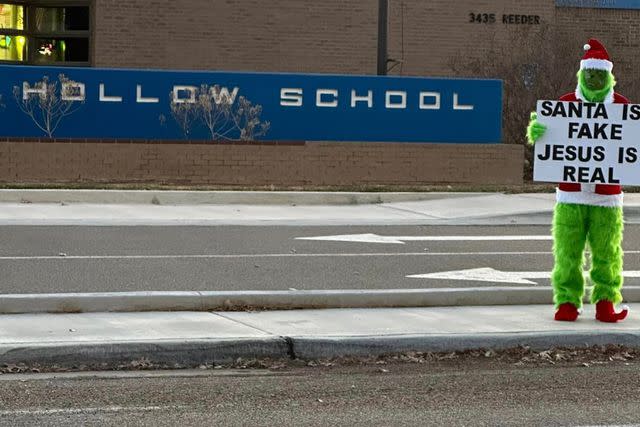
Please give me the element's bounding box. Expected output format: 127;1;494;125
555;303;579;321
595;301;629;323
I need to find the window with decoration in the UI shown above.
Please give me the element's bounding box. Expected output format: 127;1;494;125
0;2;90;65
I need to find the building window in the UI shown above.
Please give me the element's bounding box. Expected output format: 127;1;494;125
0;34;26;61
0;4;24;29
0;4;25;61
0;2;90;66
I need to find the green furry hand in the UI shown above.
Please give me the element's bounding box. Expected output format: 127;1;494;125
526;112;547;145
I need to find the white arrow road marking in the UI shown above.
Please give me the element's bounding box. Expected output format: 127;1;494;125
296;233;553;244
408;267;640;285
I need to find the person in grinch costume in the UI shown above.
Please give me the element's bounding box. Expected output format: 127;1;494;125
527;38;629;322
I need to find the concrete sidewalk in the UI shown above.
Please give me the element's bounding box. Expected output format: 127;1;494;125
1;305;638;367
3;191;640;225
0;191;556;226
0;192;572;226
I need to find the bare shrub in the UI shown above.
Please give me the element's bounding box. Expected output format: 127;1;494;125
233;96;270;141
197;84;236;140
448;24;590;179
166;85;270;142
169;89;198;139
13;74;85;138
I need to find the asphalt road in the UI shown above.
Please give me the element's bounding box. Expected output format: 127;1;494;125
1;358;639;426
2;224;640;294
0;225;640;293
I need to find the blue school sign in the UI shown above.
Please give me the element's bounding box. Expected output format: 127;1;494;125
0;65;502;143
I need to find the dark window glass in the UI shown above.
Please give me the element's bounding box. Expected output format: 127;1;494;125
65;7;89;31
34;37;88;63
35;7;89;32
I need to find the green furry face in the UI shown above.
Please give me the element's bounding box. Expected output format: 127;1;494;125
578;69;615;102
582;69;609;90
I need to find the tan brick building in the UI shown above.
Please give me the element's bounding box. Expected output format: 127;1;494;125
91;1;639;79
1;1;637;187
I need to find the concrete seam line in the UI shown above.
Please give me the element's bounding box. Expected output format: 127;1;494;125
284;336;296;360
212;312;277;336
196;290;205;311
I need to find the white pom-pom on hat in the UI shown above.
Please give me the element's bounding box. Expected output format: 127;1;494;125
584;43;591;51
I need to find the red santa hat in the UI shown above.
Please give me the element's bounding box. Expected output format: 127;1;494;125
581;38;613;72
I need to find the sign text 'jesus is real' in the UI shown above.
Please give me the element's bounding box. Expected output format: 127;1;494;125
533;100;640;185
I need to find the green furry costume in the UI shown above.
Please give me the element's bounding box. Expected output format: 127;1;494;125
551;203;623;308
527;38;628;322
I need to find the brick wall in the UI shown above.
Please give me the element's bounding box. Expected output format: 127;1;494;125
387;0;554;77
554;7;640;93
0;141;523;186
94;0;378;74
383;2;640;94
94;1;640;81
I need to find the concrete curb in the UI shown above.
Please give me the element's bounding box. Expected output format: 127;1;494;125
0;288;556;314
3;286;640;314
290;331;640;359
0;189;484;205
2;331;640;368
0;337;289;366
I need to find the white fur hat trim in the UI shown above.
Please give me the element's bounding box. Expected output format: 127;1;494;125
581;58;613;71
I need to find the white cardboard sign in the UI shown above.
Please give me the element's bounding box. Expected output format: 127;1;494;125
533;100;640;185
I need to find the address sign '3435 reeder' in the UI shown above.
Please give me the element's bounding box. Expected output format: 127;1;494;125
533;100;640;185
